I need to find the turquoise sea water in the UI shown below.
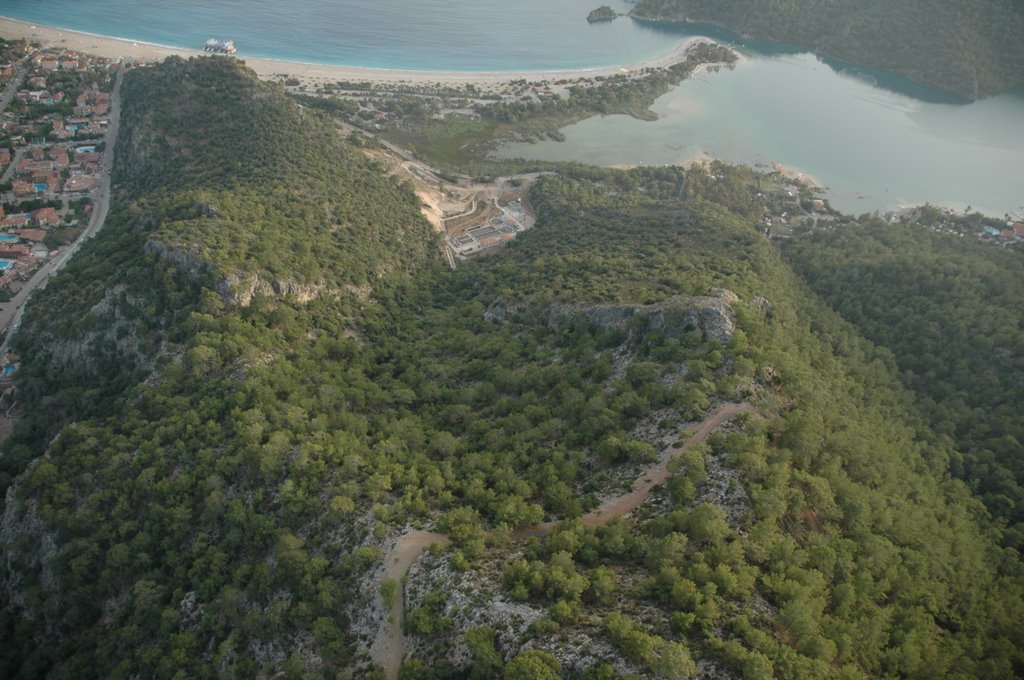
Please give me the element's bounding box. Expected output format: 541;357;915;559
2;0;689;71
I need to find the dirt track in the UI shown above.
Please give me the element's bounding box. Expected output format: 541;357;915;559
371;402;753;679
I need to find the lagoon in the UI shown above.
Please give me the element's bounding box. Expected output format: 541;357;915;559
496;51;1024;216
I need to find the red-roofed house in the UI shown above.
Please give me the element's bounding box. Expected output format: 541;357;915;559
0;148;10;165
16;228;47;242
0;216;30;228
32;171;60;189
17;159;54;175
12;180;33;196
64;175;96;192
1014;222;1024;238
32;208;60;226
0;245;31;259
47;148;69;168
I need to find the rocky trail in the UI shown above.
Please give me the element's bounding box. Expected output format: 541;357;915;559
370;402;754;679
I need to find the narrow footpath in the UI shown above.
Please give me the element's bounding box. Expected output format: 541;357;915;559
371;401;754;679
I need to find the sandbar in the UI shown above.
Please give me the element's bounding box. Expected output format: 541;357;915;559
0;16;706;87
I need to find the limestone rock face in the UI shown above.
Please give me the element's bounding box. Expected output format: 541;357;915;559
546;289;739;344
483;299;529;324
145;238;329;307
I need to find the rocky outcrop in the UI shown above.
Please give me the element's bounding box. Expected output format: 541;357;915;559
213;271;330;307
145;238;332;307
587;5;618;22
483;299;530;325
547;288;739;344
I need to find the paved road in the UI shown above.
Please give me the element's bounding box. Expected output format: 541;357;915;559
0;146;25;186
0;65;125;354
0;60;29;186
0;60;28;112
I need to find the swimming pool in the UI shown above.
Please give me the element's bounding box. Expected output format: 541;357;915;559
33;183;47;192
0;260;15;270
0;235;17;242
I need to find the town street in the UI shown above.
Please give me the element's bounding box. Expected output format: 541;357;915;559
0;60;28;112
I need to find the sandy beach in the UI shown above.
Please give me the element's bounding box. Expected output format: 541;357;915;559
769;160;823;188
0;16;704;87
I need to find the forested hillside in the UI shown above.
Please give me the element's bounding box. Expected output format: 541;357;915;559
1;57;1022;679
784;223;1024;549
631;0;1024;99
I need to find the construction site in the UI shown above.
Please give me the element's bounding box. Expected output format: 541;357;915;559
354;132;537;268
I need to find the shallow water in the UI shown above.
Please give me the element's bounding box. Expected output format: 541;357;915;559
496;53;1024;215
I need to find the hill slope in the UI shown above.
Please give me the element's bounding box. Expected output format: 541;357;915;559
784;222;1024;549
1;59;1022;679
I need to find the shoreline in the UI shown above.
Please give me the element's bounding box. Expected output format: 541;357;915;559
0;16;706;86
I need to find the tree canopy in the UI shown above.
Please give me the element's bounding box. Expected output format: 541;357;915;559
0;57;1022;679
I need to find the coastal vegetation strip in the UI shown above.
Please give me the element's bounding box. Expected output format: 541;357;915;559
346;41;738;175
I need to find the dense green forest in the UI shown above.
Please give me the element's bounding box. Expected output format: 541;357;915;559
784;224;1024;549
1;57;1022;679
631;0;1024;99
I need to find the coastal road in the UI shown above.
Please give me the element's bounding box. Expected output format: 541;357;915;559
0;65;124;355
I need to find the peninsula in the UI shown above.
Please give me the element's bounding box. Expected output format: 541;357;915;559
630;0;1024;98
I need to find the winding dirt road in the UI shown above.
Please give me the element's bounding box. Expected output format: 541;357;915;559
371;402;753;678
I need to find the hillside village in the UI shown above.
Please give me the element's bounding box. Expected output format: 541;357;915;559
0;42;116;295
0;40;119;404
